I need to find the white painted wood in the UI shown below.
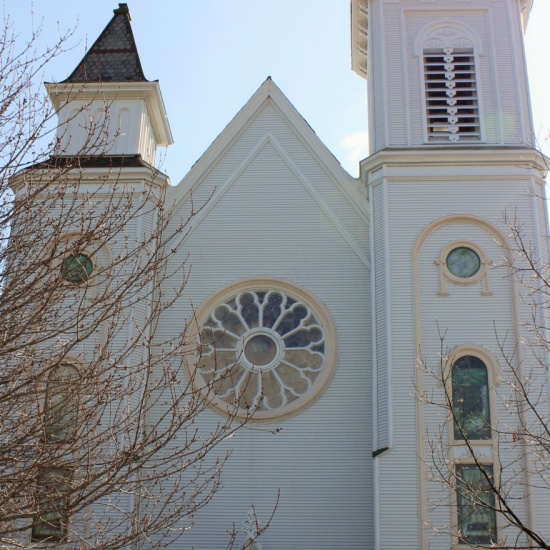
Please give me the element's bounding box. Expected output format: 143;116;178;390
46;81;173;165
148;80;373;549
362;146;548;548
21;1;547;548
352;0;535;150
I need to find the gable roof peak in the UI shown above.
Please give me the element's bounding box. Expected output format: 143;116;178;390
63;3;148;83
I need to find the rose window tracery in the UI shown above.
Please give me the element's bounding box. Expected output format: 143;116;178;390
189;283;337;421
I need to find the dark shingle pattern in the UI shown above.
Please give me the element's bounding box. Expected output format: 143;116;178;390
64;4;147;83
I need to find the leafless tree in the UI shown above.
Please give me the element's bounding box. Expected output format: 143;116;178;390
0;14;255;550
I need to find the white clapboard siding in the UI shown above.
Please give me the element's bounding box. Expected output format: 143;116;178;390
370;1;386;152
372;184;389;451
536;183;550;265
384;4;408;147
172;85;369;257
150;81;373;549
368;169;546;550
367;0;532;150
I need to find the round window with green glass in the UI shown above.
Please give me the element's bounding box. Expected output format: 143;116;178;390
61;253;93;283
446;246;481;279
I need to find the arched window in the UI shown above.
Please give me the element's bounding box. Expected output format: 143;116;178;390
45;364;80;441
452;356;491;440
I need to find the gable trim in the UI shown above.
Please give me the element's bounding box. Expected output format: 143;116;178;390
173;79;368;223
178;131;370;268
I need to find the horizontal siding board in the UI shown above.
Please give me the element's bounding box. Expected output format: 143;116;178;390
374;175;543;550
155;101;372;549
385;6;407;146
373;185;389;449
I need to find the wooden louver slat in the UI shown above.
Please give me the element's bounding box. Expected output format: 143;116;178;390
424;47;480;142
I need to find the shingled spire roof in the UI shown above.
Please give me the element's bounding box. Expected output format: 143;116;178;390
63;4;148;83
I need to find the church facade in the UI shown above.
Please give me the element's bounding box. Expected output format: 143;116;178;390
18;1;550;548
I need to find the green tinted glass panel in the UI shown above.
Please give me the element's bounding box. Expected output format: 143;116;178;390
446;247;481;278
456;464;496;545
61;253;93;283
452;356;490;440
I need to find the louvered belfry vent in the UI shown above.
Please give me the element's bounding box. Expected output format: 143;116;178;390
424;47;480;142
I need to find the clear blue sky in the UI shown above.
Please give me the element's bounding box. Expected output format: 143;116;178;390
6;1;550;181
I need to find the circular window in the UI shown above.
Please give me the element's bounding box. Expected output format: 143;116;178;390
188;281;338;422
446;247;481;279
61;253;93;283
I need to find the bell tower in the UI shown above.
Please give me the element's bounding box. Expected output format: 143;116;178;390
6;5;176;544
352;0;535;151
352;1;549;549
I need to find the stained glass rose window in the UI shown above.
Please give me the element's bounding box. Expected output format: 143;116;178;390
188;281;338;421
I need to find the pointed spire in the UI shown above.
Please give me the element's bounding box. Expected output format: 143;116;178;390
63;4;147;83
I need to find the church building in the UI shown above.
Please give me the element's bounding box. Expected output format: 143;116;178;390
18;1;549;548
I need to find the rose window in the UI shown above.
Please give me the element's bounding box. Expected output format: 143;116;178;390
189;283;338;421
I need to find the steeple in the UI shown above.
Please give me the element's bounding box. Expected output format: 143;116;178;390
64;4;147;83
46;4;172;165
354;2;548;549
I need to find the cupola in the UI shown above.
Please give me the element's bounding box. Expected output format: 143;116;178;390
46;3;173;166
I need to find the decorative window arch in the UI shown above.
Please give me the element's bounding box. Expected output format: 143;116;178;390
185;278;339;422
415;21;484;143
57;107;82;153
448;347;499;545
90;107;108;151
447;345;499;443
116;107;130;152
45;363;80;441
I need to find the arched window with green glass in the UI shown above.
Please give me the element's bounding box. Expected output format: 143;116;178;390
45;364;80;441
452;355;491;440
